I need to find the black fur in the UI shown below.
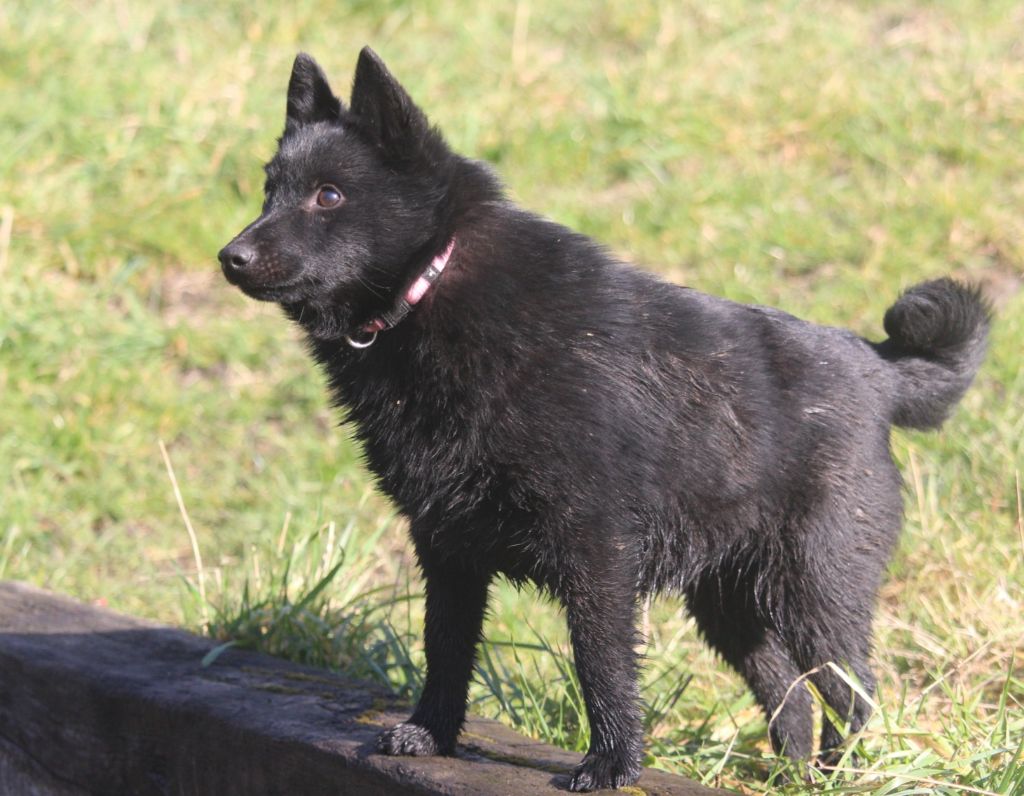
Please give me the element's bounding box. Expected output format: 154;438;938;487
218;48;990;791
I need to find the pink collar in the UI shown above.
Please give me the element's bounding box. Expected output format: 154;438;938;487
345;238;455;349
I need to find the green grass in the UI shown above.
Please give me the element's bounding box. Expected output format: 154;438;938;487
2;1;1023;792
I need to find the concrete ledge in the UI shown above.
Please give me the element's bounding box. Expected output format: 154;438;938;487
0;581;719;795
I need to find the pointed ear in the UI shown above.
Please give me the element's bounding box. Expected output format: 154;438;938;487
285;53;343;132
350;46;430;161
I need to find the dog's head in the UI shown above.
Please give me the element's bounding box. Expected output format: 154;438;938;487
218;48;455;339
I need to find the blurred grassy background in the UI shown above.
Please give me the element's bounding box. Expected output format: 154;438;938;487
1;1;1022;791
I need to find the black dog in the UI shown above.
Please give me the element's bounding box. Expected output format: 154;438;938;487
219;48;989;791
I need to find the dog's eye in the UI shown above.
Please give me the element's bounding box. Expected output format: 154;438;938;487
315;185;343;208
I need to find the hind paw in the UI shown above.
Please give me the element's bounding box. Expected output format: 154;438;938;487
376;722;440;756
568;752;641;792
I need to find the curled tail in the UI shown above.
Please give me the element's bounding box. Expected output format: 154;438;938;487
874;278;990;430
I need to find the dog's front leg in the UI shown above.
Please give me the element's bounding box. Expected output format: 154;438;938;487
561;569;643;791
377;551;491;757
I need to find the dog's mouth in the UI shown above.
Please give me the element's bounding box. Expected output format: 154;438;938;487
234;278;306;303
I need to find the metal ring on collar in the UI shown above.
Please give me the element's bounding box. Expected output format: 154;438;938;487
344;329;378;349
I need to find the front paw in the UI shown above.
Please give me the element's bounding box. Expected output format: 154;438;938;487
376;722;441;756
568;752;641;792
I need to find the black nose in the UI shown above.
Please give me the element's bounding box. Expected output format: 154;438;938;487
218;241;255;271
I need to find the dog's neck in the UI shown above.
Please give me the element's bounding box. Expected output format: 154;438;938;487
344;238;456;349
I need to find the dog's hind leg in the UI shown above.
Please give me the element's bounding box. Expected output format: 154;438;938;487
810;654;875;764
685;570;814;760
783;487;898;764
377;549;492;757
784;574;879;765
